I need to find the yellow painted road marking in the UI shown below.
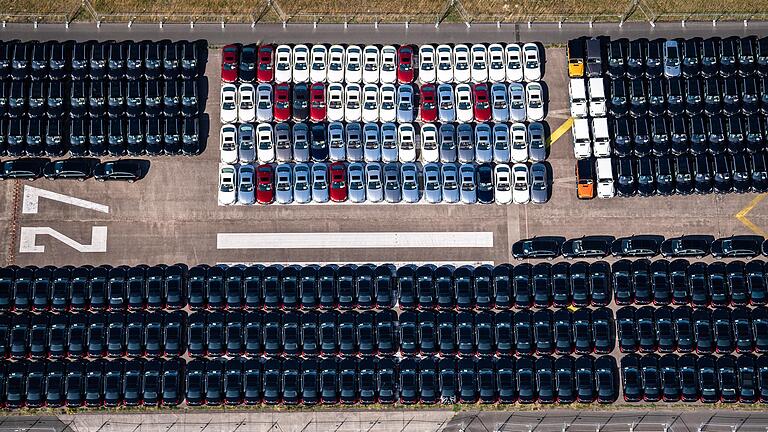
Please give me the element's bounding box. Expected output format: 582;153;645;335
547;117;573;148
735;193;768;237
567;305;579;312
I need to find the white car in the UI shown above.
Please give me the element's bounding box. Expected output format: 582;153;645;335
292;44;310;83
327;44;345;83
568;78;588;118
310;44;328;83
436;44;453;83
512;163;531;204
345;45;363;83
494;164;512;204
237;165;255;205
218;165;237;205
526;82;545;121
380;45;397;84
362;45;380;84
421;123;439;163
256;123;275;163
254;83;272;122
362;84;379;123
326;83;345;121
220;84;238;123
488;43;506;82
455;84;473;123
505;43;523;82
470;44;488;83
510;122;528;163
522;43;542;82
396;84;415;123
220;124;238;164
274;44;292;83
398;123;417;162
508;82;527;122
418;44;436;83
344;83;362;122
453;44;471;83
379;84;397;123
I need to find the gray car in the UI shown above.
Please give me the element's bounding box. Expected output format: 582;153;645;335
441;163;460;203
237;164;255;205
238;123;255;163
475;123;493;163
256;83;273;122
437;83;456;123
401;162;421;203
508;82;527;122
383;162;402;203
491;83;509;122
365;162;384;202
293;163;311;203
457;124;475;163
328;121;346;161
530;162;548;204
292;123;310;162
528;122;546;162
380;123;398;162
459;163;477;204
275;123;292;162
493;123;510;163
311;163;329;203
423;163;442;204
347;162;366;203
439;124;457;163
397;84;415;123
275;163;293;204
363;123;381;162
345;122;363;162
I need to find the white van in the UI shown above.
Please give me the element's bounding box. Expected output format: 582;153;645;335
591;117;611;157
568;79;588;118
595;157;615;198
588;77;607;117
572;118;592;159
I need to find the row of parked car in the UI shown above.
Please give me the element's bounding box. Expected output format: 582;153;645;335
0;307;619;360
0;40;203;82
219;121;547;166
617;306;768;354
221;43;543;85
0;158;147;182
218;161;549;205
220;81;546;125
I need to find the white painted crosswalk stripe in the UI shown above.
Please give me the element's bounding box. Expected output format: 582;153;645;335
217;232;494;249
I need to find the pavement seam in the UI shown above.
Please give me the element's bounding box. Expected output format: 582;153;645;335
5;180;21;266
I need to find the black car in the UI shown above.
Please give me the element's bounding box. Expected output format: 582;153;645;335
615;157;637;196
532;263;551;308
611;235;662;257
94;159;146;182
1;158;48;180
594;355;618;403
748;262;768;306
660;235;713;258
673;305;695;351
648;78;665;117
511;236;564;260
495;356;515;403
718;355;739;403
693;152;714;193
592;307;615;354
560;235;613;259
627;39;646;79
711;235;763;258
674;154;694;194
613;117;633;156
628;79;648;118
555;356;575;403
244;358;262;405
621;354;642;402
751;152;768;192
677;354;699;402
655;155;675;195
738;354;758;403
516;355;536;403
572;308;592;354
292;82;309;121
607;39;627;78
575;355;595;403
636;156;655;195
699;354;719;403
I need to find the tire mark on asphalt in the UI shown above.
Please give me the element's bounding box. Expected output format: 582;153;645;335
5;180;21;266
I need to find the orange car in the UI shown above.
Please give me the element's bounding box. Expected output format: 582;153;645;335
576;159;595;199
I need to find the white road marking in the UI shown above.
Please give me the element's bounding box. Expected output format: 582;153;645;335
22;185;109;214
19;227;108;253
217;232;494;249
217;261;495;267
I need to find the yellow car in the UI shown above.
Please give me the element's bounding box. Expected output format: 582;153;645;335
568;39;585;78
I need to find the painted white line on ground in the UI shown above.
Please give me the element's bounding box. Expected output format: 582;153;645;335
217;232;494;250
22;185;110;214
19;226;108;253
217;261;495;267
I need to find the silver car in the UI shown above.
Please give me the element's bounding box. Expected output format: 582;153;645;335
493;123;510;163
664;39;681;78
423;163;442;204
530;162;548;204
328;121;346;161
528;122;547;162
437;83;456;123
457;124;475;163
439;123;457;163
292;123;310;162
274;123;292;162
383;162;402;203
275;163;293;204
365;162;384;202
363;123;381;162
311;163;329;203
238;123;255;163
441;163;460;203
381;123;398;163
347;162;366;203
459;163;477;204
491;83;509;122
256;83;273;122
508;82;527;122
345;122;363;162
397;84;415;123
293;163;311;203
475;124;493;163
237;164;255;205
401;162;421;203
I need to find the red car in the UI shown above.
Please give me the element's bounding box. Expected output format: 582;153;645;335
329;162;348;202
419;83;437;122
221;44;239;83
473;83;492;122
397;45;415;84
257;44;274;83
309;82;326;122
274;83;291;122
256;164;275;204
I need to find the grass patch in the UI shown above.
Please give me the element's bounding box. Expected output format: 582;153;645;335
0;0;81;19
642;0;768;20
461;0;626;22
89;0;270;21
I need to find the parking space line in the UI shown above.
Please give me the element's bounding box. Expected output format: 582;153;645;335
735;193;768;237
547;117;573;148
217;232;494;249
217;261;495;266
